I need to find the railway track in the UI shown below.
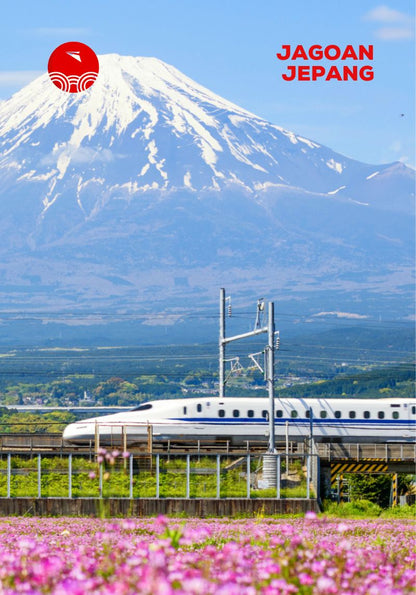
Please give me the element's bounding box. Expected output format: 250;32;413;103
0;432;318;457
0;432;273;455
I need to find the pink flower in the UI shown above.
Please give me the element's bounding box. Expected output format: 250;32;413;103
299;572;314;585
0;516;413;594
316;576;338;593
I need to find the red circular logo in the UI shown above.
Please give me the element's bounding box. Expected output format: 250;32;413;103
48;42;99;93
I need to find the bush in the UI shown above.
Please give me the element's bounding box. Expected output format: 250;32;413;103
381;504;416;519
323;499;382;518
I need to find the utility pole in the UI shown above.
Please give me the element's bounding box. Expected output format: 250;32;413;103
266;301;276;453
219;288;226;399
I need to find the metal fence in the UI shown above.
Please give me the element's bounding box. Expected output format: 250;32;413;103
0;452;320;500
315;442;416;462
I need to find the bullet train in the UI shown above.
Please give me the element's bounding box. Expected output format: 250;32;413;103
63;396;416;445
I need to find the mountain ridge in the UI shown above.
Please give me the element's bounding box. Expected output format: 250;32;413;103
1;54;411;204
0;54;413;329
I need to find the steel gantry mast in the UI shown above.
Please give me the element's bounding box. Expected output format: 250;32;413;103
218;288;278;453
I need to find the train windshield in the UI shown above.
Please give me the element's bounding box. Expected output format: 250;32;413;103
131;404;153;411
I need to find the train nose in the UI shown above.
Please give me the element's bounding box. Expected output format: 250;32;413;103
62;423;78;443
62;422;92;444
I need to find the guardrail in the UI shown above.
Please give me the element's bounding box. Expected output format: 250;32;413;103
0;452;320;501
315;442;416;462
1;433;414;463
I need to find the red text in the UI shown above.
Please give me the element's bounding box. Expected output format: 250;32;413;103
276;44;374;82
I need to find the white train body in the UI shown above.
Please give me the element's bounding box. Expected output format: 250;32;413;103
63;396;416;445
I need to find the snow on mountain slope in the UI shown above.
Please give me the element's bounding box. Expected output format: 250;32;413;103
1;54;405;216
0;54;413;322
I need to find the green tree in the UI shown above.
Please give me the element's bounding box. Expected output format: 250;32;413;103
348;473;413;508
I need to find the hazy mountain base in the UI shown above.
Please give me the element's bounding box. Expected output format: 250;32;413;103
0;186;413;324
0;287;414;348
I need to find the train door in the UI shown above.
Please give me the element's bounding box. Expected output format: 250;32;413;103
404;402;416;439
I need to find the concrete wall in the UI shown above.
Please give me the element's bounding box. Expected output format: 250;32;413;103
0;498;320;517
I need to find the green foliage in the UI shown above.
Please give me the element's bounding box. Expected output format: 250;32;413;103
347;473;413;509
380;504;416;518
0;344;413;407
0;454;313;499
348;474;392;508
162;524;185;549
323;498;416;519
0;411;75;433
323;499;383;518
277;365;415;399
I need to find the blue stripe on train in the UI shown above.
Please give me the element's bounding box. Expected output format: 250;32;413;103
169;417;414;426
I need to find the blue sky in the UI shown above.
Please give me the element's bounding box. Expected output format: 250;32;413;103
1;0;414;167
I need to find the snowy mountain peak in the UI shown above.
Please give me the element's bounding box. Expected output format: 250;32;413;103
0;54;413;325
0;53;364;200
0;53;412;219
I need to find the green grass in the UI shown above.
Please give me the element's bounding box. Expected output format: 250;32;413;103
0;455;314;499
380;504;416;519
322;499;416;519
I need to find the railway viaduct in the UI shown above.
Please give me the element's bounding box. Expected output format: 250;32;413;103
0;433;414;516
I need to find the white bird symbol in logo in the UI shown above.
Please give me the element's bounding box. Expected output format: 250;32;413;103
67;51;82;63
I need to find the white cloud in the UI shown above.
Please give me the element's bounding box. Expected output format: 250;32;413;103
389;139;403;153
398;155;411;166
0;71;43;87
314;311;368;320
70;147;115;164
41;146;116;167
363;5;414;40
387;141;414;168
364;5;410;23
375;26;413;40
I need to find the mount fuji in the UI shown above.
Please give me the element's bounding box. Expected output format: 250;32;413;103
0;54;414;340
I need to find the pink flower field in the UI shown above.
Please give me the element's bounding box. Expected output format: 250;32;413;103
0;515;414;594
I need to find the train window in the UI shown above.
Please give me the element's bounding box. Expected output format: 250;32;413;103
233;409;240;418
320;410;327;419
334;411;341;419
392;411;400;420
218;409;225;418
349;411;356;419
183;407;187;415
291;410;298;418
412;406;416;415
196;404;202;413
247;410;254;418
276;410;283;418
305;410;310;418
364;411;370;419
378;411;385;419
262;410;268;419
131;404;153;411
